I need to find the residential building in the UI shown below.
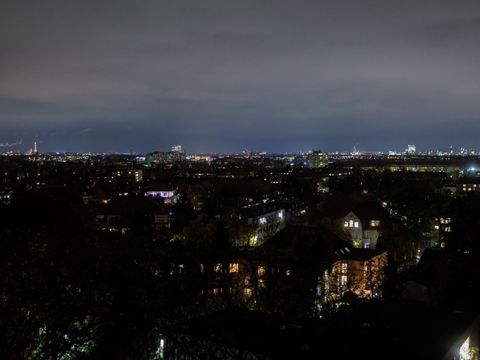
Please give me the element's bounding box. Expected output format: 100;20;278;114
240;201;286;246
307;150;328;168
340;204;386;249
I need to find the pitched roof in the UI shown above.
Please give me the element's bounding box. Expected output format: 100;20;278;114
258;225;353;268
342;248;387;261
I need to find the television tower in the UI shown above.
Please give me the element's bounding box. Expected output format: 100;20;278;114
33;141;38;154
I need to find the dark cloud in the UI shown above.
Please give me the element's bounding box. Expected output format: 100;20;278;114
1;0;480;152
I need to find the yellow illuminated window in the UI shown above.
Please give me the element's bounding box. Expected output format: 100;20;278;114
257;265;266;277
229;263;239;273
213;288;222;295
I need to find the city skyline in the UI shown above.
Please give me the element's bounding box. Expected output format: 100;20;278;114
2;1;480;152
2;139;480;156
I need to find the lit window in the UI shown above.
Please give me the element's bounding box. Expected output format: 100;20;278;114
349;220;354;227
250;234;258;246
244;288;253;297
257;266;266;277
354;221;359;228
370;220;380;227
213;288;222;295
229;263;239;273
341;263;348;273
214;263;222;273
341;275;348;286
344;221;349;227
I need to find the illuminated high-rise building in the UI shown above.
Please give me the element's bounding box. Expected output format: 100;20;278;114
171;145;183;153
405;144;416;155
146;145;185;164
307;150;328;168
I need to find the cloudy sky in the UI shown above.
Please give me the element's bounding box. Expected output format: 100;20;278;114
1;0;480;153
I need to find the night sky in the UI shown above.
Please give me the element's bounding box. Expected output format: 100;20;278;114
1;0;480;153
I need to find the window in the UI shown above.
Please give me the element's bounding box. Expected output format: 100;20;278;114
349;220;354;227
370;220;380;227
229;263;239;273
214;263;222;273
341;263;348;274
213;288;222;295
341;275;348;286
250;234;258;246
354;221;359;228
324;270;329;297
243;288;253;297
257;265;266;277
344;221;349;227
